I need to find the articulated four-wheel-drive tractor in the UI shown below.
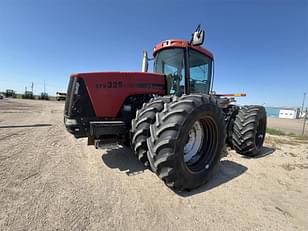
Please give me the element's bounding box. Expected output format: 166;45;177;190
64;26;267;190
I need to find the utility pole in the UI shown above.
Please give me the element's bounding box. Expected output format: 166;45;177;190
31;82;34;93
301;92;306;116
302;107;307;136
44;80;46;93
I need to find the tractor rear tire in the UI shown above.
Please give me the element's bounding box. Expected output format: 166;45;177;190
131;96;173;166
147;95;226;190
232;105;267;156
223;105;239;148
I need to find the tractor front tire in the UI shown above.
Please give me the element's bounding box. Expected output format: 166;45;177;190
147;95;226;190
232;105;267;156
131;96;173;166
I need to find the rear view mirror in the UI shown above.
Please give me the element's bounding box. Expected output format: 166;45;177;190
191;25;205;46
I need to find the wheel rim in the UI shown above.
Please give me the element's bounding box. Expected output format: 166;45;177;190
184;120;204;163
183;116;219;173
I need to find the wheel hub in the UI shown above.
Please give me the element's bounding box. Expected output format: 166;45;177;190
184;121;204;163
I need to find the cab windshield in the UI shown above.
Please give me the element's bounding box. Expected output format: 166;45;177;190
154;48;185;96
154;48;212;95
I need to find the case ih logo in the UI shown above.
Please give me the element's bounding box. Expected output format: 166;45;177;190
96;81;123;89
96;82;164;89
133;83;165;89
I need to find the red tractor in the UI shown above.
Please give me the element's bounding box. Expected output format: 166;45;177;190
64;26;266;190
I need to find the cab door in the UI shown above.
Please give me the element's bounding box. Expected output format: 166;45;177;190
188;48;213;94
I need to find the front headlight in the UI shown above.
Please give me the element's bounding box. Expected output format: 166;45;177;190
65;118;78;126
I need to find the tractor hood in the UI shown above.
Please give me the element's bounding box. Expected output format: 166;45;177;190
66;72;165;118
71;71;164;79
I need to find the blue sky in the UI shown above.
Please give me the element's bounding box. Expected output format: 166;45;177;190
0;0;307;107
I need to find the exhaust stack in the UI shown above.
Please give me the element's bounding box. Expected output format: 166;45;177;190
142;50;148;72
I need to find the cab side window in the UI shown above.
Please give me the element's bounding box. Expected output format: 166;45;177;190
189;49;212;94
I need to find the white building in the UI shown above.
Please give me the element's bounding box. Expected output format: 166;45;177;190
279;108;300;119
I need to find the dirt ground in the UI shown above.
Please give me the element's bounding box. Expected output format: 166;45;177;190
0;99;307;231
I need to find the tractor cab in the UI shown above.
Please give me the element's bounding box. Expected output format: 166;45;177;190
144;26;214;96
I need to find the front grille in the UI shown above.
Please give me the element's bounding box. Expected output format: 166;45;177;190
64;77;75;116
65;77;95;118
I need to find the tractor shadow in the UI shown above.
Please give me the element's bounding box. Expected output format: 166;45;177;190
102;146;248;196
177;147;275;197
101;146;146;175
101;146;275;197
177;160;248;197
240;146;276;159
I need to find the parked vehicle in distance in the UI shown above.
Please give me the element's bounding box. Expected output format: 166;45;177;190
22;91;35;99
56;92;66;101
5;89;16;98
39;92;49;100
0;93;4;99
